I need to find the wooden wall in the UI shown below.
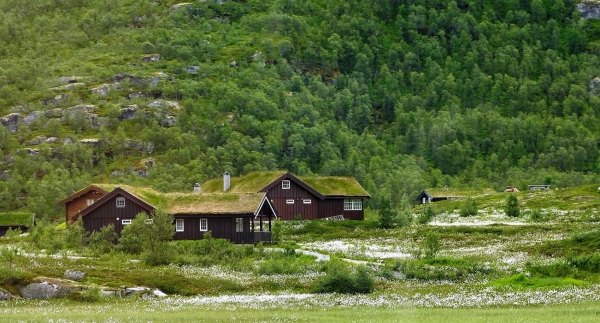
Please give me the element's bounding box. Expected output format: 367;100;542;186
82;194;151;235
173;214;255;243
66;191;106;223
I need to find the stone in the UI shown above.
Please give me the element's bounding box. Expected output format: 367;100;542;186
58;76;81;84
590;77;600;92
141;54;160;62
26;136;47;146
113;74;146;86
42;93;69;106
64;270;85;281
150;72;173;87
159;116;177;127
45;137;59;144
170;2;192;10
121;106;138;120
23;111;41;126
147;100;182;110
0;289;13;300
185;66;200;74
579;1;600;19
251;51;263;60
231;60;238;67
23;148;38;157
19;279;82;299
91;83;121;97
128;92;147;99
63;137;74;145
49;83;85;91
0;113;22;134
44;108;64;118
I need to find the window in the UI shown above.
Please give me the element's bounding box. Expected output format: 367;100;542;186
286;199;294;204
116;197;125;208
282;180;290;189
344;199;363;211
145;219;154;224
86;199;94;206
303;199;311;204
122;219;132;225
176;219;184;232
199;218;208;232
236;218;244;232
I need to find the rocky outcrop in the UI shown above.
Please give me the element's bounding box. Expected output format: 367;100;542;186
160;115;177;127
141;54;160;62
579;1;600;19
41;94;69;106
25;136;47;146
121;105;138;120
0;288;13;300
19;278;82;299
23;111;40;126
0;113;22;134
113;74;146;86
64;270;85;281
45;137;59;144
147;99;182;110
91;83;121;97
185;66;200;74
150;72;174;86
58;76;81;84
49;83;85;91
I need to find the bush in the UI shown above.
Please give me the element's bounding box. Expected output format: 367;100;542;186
459;198;478;217
505;194;520;217
417;205;436;224
86;224;117;256
314;261;374;294
423;232;440;259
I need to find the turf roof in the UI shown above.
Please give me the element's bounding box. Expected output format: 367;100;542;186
0;212;34;226
297;176;370;197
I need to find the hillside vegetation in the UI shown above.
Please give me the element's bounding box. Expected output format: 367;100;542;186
1;0;600;219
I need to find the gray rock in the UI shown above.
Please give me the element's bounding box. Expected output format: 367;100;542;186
91;83;121;97
170;2;192;10
186;66;200;74
49;83;85;91
141;54;160;62
121;106;138;120
113;74;146;86
42;94;69;106
590;77;600;92
128;92;147;99
26;136;47;146
579;1;600;19
20;280;82;299
63;137;74;145
0;113;22;134
64;270;85;281
23;148;38;157
0;289;13;300
231;60;238;67
147;100;182;110
58;76;81;84
23;111;40;126
159;116;177;127
150;72;173;86
44;108;64;118
45;137;59;144
251;51;263;60
0;170;10;180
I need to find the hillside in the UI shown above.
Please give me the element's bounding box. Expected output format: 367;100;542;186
1;0;600;220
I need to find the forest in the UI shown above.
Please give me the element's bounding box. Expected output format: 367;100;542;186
1;0;600;220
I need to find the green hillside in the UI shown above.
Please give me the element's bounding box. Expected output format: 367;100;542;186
1;0;600;220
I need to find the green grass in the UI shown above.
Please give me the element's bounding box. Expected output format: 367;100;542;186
0;212;34;226
4;299;600;322
491;273;586;288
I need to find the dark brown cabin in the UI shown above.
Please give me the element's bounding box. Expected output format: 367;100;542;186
58;185;109;224
64;185;276;244
258;172;370;221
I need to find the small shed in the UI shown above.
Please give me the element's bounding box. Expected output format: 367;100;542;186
416;189;466;204
528;185;550;191
0;212;35;237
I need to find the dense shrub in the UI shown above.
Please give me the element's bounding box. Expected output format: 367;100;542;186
417;205;436;224
314;262;374;294
459;198;478;217
505;194;520;217
394;257;492;281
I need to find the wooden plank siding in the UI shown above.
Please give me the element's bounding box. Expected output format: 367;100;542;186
173;214;261;244
82;194;151;236
65;191;106;223
266;180;319;220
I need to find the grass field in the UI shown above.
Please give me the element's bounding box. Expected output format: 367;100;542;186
2;297;600;322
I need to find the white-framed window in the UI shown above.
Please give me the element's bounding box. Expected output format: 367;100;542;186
344;199;363;211
282;180;290;189
176;219;184;232
199;218;208;232
145;219;154;224
303;199;311;204
116;197;125;208
286;199;294;204
86;199;94;206
122;219;132;225
236;218;244;232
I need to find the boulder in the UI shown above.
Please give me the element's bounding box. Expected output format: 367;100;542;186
150;72;174;86
41;94;69;106
64;270;85;281
128;92;147;99
19;279;82;299
121;106;138;120
147;100;182;110
58;76;81;84
579;1;600;19
63;137;74;145
113;74;146;86
45;137;59;144
26;136;47;146
23;148;38;157
141;54;160;62
0;113;22;134
23;111;41;126
44;108;64;118
186;66;200;74
0;288;13;300
159;116;177;127
91;83;121;97
589;77;600;92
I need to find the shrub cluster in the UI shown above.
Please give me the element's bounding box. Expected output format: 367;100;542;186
313;261;374;294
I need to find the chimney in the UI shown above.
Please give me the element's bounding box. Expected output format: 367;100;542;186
223;171;230;192
193;183;201;194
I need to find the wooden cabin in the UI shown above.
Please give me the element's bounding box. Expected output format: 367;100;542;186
416;189;466;204
58;185;109;224
201;171;371;221
65;185;276;244
0;212;35;237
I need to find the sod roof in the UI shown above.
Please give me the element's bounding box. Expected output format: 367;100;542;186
86;185;267;215
0;212;34;226
199;171;370;197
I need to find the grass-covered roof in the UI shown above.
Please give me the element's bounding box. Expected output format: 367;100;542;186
92;185;266;215
0;212;34;226
199;171;370;197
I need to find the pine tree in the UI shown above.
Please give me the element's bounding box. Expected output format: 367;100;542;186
505;194;520;217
